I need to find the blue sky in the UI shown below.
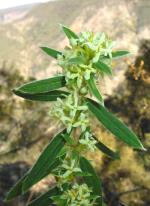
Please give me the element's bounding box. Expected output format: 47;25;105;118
0;0;50;10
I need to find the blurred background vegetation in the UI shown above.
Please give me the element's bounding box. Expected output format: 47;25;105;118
0;0;150;205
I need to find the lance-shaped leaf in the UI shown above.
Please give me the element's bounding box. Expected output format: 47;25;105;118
80;156;102;206
5;151;65;201
26;187;60;206
40;47;62;59
87;74;104;105
87;99;145;150
93;61;112;75
112;51;130;59
13;76;66;95
61;24;78;39
22;130;66;192
13;90;68;101
93;136;120;160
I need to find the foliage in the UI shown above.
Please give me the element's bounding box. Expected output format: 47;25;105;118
6;26;145;206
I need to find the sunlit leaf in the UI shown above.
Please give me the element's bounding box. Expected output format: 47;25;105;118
22;130;66;192
41;47;62;59
13;76;66;94
87;99;145;150
61;24;78;39
112;51;130;59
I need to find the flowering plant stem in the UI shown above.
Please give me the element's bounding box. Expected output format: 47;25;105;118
6;25;145;206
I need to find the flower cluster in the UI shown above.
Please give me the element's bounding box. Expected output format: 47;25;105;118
53;183;98;206
50;30;115;206
58;31;115;90
54;157;82;187
52;92;89;133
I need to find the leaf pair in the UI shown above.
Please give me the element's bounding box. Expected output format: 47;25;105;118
13;75;67;101
41;25;78;59
6;130;66;201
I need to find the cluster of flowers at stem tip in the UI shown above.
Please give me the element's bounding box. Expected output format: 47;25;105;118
51;31;115;205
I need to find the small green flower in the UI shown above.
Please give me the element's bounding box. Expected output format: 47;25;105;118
58;183;98;206
54;157;82;187
79;131;97;152
51;93;89;133
73;112;89;132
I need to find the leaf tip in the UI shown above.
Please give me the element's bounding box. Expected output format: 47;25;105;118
59;23;66;32
135;142;146;151
140;145;147;151
40;46;46;52
4;191;14;202
12;88;18;95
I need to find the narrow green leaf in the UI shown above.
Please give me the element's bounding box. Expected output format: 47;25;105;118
61;24;78;39
26;187;60;206
112;51;130;59
5;155;64;201
40;47;62;59
80;156;102;205
93;61;112;75
22;130;66;192
87;74;104;105
87;99;145;150
13;76;66;94
93;136;120;160
13;90;68;101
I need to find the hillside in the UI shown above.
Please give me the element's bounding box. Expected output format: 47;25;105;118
0;4;36;23
0;0;149;80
